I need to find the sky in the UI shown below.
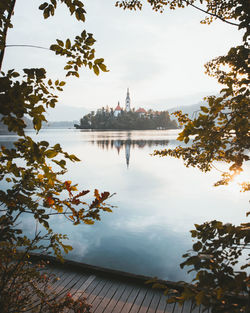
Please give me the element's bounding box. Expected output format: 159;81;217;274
3;0;243;120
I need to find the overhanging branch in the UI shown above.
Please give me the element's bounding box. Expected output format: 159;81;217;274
5;44;49;50
158;0;239;27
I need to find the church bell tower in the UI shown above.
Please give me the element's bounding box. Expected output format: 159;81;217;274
125;88;131;112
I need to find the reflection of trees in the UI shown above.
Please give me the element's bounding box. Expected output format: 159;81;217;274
93;139;170;151
90;139;169;168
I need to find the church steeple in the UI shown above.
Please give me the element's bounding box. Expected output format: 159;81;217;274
125;88;131;112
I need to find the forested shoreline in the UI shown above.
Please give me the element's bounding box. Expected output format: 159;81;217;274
75;109;178;130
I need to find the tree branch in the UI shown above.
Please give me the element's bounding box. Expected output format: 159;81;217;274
183;0;239;27
5;44;49;50
158;0;239;27
0;0;16;71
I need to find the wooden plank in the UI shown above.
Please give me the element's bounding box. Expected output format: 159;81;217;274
53;271;76;290
52;272;81;298
164;296;175;313
60;273;95;313
172;302;183;313
199;305;210;313
112;283;134;312
181;300;200;313
36;267;64;292
69;274;90;295
94;281;121;313
64;274;91;313
90;280;114;311
72;274;97;300
81;275;101;298
78;274;97;293
46;269;71;291
188;301;200;313
66;273;89;297
147;292;162;313
166;300;201;313
67;274;98;313
182;300;192;313
119;286;141;313
102;283;127;313
138;289;155;313
156;295;168;313
129;287;149;313
31;261;216;313
87;278;108;304
26;270;75;313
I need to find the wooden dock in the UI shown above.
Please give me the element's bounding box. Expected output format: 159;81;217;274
31;254;210;313
44;267;205;313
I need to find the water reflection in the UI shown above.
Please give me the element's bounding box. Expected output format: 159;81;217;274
0;129;248;282
91;138;169;167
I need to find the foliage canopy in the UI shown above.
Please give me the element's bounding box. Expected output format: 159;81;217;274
116;1;250;312
0;0;112;311
0;0;249;312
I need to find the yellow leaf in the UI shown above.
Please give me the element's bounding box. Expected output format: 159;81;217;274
55;205;63;213
84;219;95;225
94;189;100;200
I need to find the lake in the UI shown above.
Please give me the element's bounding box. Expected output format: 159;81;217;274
0;129;248;282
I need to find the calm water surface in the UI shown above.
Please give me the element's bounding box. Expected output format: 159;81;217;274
1;129;248;282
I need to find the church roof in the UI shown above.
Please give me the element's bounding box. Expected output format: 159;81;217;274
115;104;122;111
136;107;147;113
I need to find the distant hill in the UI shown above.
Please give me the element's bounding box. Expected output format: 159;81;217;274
44;120;78;128
46;105;89;122
0;115;33;133
168;101;207;118
0;114;77;133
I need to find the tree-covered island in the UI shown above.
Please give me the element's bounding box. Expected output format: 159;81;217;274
76;107;178;130
75;89;178;130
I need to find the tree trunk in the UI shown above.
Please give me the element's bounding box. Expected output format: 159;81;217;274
0;0;16;71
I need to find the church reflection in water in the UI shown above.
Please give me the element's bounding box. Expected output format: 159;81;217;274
90;137;169;168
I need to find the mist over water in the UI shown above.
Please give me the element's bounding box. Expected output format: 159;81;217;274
1;129;248;282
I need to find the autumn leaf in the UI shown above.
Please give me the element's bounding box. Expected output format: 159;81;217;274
46;197;54;205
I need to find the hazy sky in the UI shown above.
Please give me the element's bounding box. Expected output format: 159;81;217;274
4;0;242;120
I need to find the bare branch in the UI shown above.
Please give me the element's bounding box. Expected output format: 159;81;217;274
5;44;49;50
183;0;239;27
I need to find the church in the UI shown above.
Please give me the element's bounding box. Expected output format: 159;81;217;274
114;89;147;117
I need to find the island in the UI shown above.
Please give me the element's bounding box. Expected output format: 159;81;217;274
75;89;178;130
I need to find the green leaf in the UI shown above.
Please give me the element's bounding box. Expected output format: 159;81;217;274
51;0;57;7
56;39;64;47
64;65;72;70
200;106;209;113
66;39;71;49
12;72;20;78
45;149;58;158
43;8;50;19
184;137;189;144
102;207;113;212
98;63;108;72
39;3;48;10
93;65;99;76
94;58;104;65
193;241;202;251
